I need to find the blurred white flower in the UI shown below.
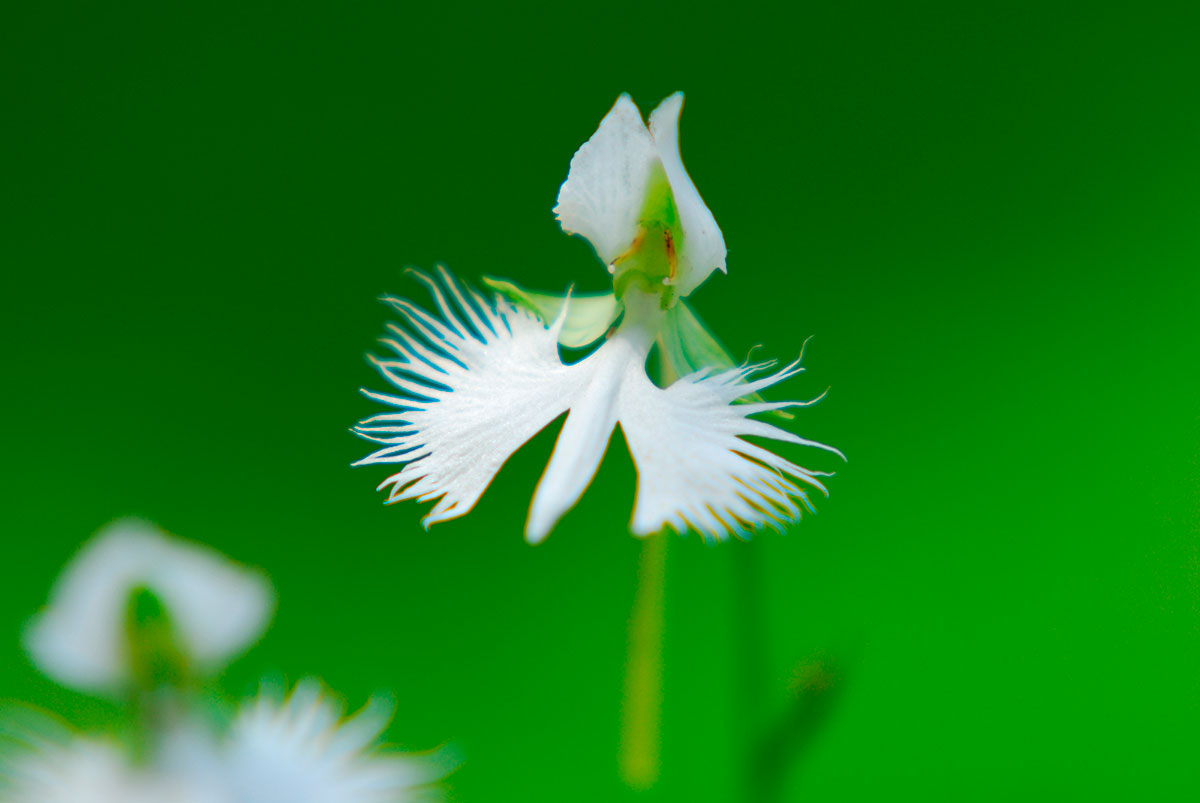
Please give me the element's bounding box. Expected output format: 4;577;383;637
25;519;273;695
354;94;844;543
9;525;445;802
0;684;446;803
222;682;447;803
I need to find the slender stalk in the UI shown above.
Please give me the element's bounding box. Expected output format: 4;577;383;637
619;532;668;790
733;538;771;800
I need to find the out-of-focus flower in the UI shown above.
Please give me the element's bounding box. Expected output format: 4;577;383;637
0;684;447;803
5;523;448;802
24;519;273;695
222;682;447;802
0;737;221;803
354;94;843;543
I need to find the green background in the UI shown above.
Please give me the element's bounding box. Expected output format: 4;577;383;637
3;2;1199;799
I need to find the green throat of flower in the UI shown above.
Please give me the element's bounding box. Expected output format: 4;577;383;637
125;585;190;692
611;163;681;309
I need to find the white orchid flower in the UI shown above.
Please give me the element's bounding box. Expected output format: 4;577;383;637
24;520;274;695
354;93;843;543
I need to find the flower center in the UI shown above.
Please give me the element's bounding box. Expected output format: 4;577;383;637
610;162;681;310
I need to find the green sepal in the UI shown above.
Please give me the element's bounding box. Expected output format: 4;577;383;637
483;277;621;349
655;302;793;418
124;586;190;693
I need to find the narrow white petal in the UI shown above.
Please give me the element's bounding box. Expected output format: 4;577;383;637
24;520;273;694
647;93;727;297
355;269;590;528
524;337;645;543
553;94;660;265
617;358;842;542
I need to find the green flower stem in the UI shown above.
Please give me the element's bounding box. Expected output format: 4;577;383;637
619;532;668;790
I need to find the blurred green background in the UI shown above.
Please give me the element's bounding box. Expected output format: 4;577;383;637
3;2;1199;799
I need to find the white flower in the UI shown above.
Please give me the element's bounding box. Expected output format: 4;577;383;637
221;683;447;803
0;687;446;803
354;94;843;543
25;520;274;695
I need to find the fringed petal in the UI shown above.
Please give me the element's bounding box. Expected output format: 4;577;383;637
353;267;589;528
225;682;449;801
617;353;844;542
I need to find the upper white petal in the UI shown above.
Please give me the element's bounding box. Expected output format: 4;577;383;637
647;93;727;297
553;94;660;265
354;268;593;528
617;358;843;541
24;520;273;694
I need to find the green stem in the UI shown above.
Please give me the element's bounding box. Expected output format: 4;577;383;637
619;533;668;790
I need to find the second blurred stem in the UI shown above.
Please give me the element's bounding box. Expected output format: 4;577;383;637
734;537;772;800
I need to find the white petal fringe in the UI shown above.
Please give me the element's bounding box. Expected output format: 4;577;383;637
353;267;585;529
355;269;842;542
618;357;844;542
